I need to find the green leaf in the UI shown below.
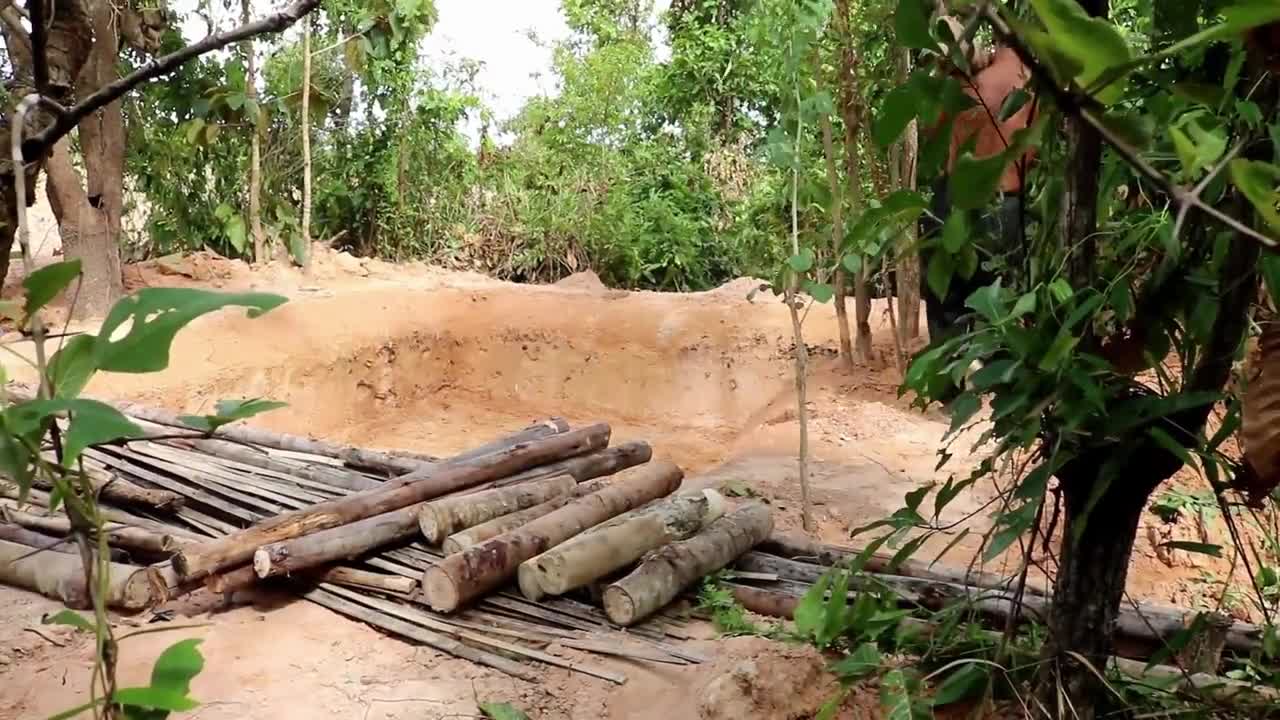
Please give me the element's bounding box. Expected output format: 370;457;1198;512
184;119;206;145
927;253;952;302
999;89;1032;122
1160;541;1223;558
1048;278;1074;303
830;642;882;680
933;663;990;706
479;702;530;720
879;669;915;720
874;84;919;149
1010;292;1037;320
1038;332;1079;372
941;213;967;254
842;253;862;275
62;400;143;465
948;393;981;433
950;153;1008;210
94;289;287;374
178;398;288;434
965;282;1005;323
1263;625;1280;660
1098;112;1153;150
788;249;815;273
23;260;82;319
1229;159;1280;234
149;638;204;697
806;281;835;304
794;571;833;638
42;609;96;633
112;688;198;713
1030;0;1133;104
47;335;98;400
895;0;934;49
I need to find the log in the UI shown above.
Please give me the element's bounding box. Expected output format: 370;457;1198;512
174;423;610;580
450;418;570;463
170;438;382;491
206;563;416;596
0;524;77;554
0;538;161;610
418;474;578;543
729;583;800;619
253;506;420;578
443;479;614;553
32;465;184;512
518;488;726;601
492;441;652;487
422;460;684;612
1;508;178;555
603;502;773;626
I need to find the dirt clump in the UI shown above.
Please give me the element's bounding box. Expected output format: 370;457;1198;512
694;636;844;720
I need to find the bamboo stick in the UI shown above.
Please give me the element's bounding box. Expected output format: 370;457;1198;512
0;538;161;610
603;502;773;626
418;474;577;543
519;488;726;601
175;423;611;580
422;460;683;612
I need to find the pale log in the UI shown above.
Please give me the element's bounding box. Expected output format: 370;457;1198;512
0;524;76;553
443;478;611;553
0;538;161;610
518;488;726;600
1;508;177;555
174;423;610;580
207;563;416;595
423;460;684;612
419;474;577;543
603;502;772;626
253;506;418;578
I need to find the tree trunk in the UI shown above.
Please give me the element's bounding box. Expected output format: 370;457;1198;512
418;474;577;543
518;488;724;600
173;423;611;580
299;16;313;270
242;0;266;262
603;502;773;626
0;538;159;610
443;478;612;553
894;49;921;340
44;137;122;319
819;112;854;371
422;460;684;612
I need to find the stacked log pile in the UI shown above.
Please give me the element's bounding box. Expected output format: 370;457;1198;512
0;396;772;683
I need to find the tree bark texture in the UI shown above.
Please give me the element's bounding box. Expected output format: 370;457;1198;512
518;488;725;601
603;502;772;626
422;460;683;612
253;503;421;578
443;478;612;553
174;423;610;580
31;464;183;511
0;538;160;610
1;508;177;555
418;474;577;543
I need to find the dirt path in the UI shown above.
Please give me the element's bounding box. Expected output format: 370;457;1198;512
0;249;1244;719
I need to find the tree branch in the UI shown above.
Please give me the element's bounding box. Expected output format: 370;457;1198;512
28;0;47;95
20;0;321;162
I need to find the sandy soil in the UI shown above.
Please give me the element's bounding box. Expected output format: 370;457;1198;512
0;247;1256;719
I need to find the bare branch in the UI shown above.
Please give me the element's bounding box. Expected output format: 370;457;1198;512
29;0;47;95
21;0;320;162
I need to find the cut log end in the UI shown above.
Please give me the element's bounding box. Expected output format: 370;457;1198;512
601;586;637;626
517;562;545;602
252;547;277;578
418;509;444;545
422;565;461;613
120;568;163;611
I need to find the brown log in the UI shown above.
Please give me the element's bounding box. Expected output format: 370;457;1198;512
518;488;726;601
423;460;684;613
442;478;612;553
0;538;161;610
0;524;77;554
729;583;799;619
491;441;652;487
206;563;416;596
32;465;184;511
418;474;577;544
174;423;610;581
603;502;773;626
253;506;419;578
1;508;177;555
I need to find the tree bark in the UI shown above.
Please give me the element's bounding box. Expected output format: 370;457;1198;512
173;423;610;580
299;15;313;270
422;460;683;612
242;0;266;262
894;46;921;340
490;441;651;487
207;562;416;596
1;508;177;555
443;477;612;553
0;538;159;610
418;474;577;543
518;488;725;600
0;523;79;553
603;502;772;626
253;504;420;578
30;463;183;511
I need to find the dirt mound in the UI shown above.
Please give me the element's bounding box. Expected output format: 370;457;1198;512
694;637;853;720
554;269;609;291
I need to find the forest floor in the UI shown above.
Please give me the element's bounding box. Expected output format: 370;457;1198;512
0;245;1254;719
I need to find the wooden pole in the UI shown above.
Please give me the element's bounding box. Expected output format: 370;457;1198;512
206;563;416;596
418;474;577;543
442;478;611;553
0;538;161;610
518;488;726;600
174;423;610;580
2;508;177;555
603;502;773;626
0;524;77;554
253;504;419;578
32;465;184;511
491;440;650;487
422;460;684;612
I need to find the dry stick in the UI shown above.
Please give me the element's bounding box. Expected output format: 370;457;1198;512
423;460;684;613
300;14;313;271
1;508;177;554
786;79;813;534
206;563;416;596
174;423;610;581
301;585;540;682
603;502;773;626
444;478;613;553
0;538;160;610
418;474;578;544
518;488;726;601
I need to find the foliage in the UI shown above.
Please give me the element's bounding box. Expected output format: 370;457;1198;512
695;575;777;637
